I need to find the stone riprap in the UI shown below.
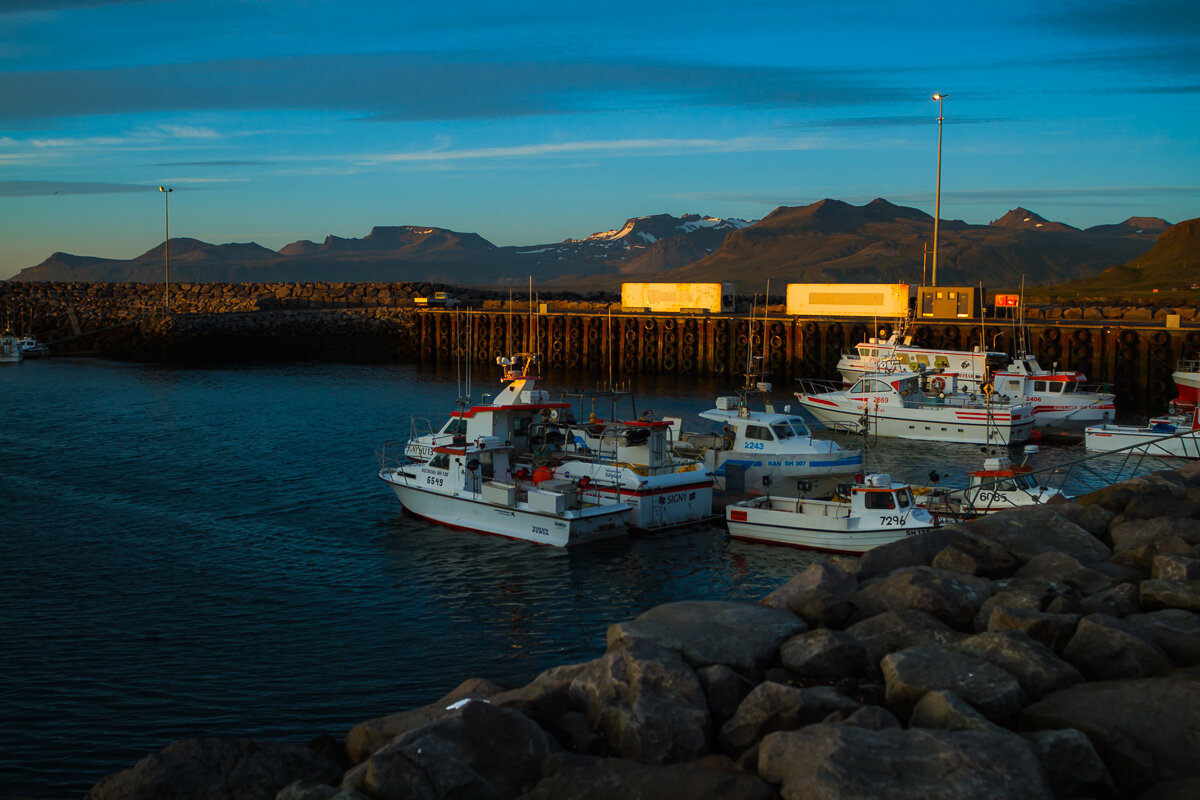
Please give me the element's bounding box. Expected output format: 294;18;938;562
82;461;1200;800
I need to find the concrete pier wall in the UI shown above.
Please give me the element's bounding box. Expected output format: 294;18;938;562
3;281;1199;410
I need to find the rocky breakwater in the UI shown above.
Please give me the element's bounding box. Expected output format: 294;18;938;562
85;466;1200;800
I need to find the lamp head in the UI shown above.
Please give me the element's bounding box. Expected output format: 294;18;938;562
931;93;947;101
158;186;172;193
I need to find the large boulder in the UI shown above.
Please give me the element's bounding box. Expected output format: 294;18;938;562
983;606;1080;653
856;527;1017;579
1124;609;1200;665
345;678;508;763
85;738;345;800
881;645;1028;724
963;505;1111;563
760;562;857;628
1013;551;1135;596
356;699;558;800
849;566;991;631
950;629;1083;700
778;628;867;680
519;753;775;800
1110;518;1200;552
908;690;1009;734
758;724;1052;799
1020;676;1200;795
845;608;966;668
718;682;861;755
1061;613;1176;680
569;638;711;764
1022;728;1119;800
1140;579;1200;613
607;600;806;679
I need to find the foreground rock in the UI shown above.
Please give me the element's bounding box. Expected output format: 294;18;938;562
86;466;1200;799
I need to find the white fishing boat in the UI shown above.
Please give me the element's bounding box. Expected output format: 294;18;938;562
18;335;49;358
672;393;862;495
1171;355;1200;412
1084;409;1200;459
377;435;630;547
0;331;22;364
405;353;714;531
838;333;1113;428
725;473;938;553
915;448;1064;519
795;372;1036;445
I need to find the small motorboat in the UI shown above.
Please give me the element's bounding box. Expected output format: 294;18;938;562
795;371;1036;446
725;472;939;553
1085;409;1200;459
0;330;22;364
915;447;1064;519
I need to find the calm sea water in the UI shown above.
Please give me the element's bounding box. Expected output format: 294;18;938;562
0;358;1134;798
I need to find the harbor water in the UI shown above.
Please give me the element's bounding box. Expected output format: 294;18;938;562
0;359;1150;798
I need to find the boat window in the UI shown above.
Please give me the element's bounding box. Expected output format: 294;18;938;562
786;417;812;437
896;490;911;509
1014;473;1036;489
429;453;450;469
1049;383;1063;394
868;379;893;393
746;425;774;441
1034;380;1047;392
849;380;867;394
863;491;895;509
440;417;468;434
1005;379;1021;391
771;422;795;440
1062;382;1076;394
914;355;931;366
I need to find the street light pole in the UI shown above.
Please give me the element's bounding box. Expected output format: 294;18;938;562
159;186;173;314
931;93;947;287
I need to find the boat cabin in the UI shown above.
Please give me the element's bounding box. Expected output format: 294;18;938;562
847;473;917;512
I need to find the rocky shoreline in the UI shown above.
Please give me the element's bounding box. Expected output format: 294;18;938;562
82;465;1200;800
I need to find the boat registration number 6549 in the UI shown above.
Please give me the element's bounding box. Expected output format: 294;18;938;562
425;475;444;486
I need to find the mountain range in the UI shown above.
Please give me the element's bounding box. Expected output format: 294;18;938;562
8;199;1176;291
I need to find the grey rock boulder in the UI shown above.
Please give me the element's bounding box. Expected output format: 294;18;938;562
778;628;866;680
881;645;1028;724
569;637;711;764
758;724;1053;800
718;682;861;755
1022;728;1119;800
85;738;345;800
359;699;558;800
849;566;991;631
1124;609;1200;665
519;753;775;800
760;561;857;627
1062;613;1176;680
964;505;1111;563
1140;579;1200;613
345;677;508;763
607;600;806;680
950;629;1083;700
1020;676;1200;795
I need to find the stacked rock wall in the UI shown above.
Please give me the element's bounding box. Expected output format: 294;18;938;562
85;464;1200;799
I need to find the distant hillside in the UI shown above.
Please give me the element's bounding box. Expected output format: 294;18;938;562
1043;217;1200;294
7;202;1167;290
8;214;751;285
642;199;1165;291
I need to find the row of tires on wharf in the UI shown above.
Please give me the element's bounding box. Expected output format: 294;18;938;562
413;310;1200;410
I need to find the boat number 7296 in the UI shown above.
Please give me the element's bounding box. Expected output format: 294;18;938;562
880;515;905;526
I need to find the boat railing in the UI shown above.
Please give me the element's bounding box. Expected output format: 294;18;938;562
796;377;842;396
376;441;410;472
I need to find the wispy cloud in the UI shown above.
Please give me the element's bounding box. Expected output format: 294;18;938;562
361;135;825;165
0;180;155;197
0;53;916;124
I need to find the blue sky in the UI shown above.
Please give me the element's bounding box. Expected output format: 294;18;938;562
1;0;1198;278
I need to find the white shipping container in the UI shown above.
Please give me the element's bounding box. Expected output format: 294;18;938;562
621;282;734;313
786;283;911;318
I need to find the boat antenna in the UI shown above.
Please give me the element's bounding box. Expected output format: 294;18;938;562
607;302;613;391
507;289;513;356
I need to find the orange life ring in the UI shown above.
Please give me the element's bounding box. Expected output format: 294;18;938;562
930;376;946;392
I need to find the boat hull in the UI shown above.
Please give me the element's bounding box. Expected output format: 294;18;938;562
381;472;629;546
1084;427;1200;459
726;500;934;553
797;396;1034;445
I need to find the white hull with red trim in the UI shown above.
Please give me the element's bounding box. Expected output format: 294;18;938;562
725;473;938;553
378;437;630;547
1085;410;1200;459
838;335;1113;429
796;372;1035;446
1172;358;1200;411
914;453;1063;518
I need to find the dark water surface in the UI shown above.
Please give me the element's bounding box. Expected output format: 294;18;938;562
1;358;1143;798
1;360;827;798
